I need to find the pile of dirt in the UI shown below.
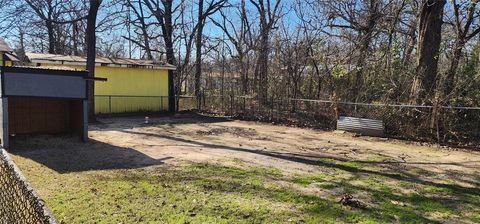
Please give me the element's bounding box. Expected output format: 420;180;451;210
196;127;257;137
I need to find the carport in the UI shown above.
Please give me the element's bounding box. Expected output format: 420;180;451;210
0;66;89;148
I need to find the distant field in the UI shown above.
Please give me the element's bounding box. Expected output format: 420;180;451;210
9;114;480;223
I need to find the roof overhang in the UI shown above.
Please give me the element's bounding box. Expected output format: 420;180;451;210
30;59;176;70
26;52;177;70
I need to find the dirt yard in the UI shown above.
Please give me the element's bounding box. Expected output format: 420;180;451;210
9;113;480;223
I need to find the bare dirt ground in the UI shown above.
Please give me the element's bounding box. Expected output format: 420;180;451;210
90;113;480;181
9;113;480;223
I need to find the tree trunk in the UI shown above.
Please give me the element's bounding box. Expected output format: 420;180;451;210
308;46;322;98
13;30;27;65
255;32;269;100
143;0;177;110
353;43;368;102
444;41;463;97
402;15;418;66
194;0;204;97
162;1;176;66
86;0;102;122
72;21;79;56
46;21;56;54
411;0;446;104
55;25;63;54
351;0;378;102
238;53;248;95
137;1;153;60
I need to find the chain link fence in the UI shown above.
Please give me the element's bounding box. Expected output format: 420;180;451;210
95;95;171;114
200;95;337;128
91;94;479;147
0;149;56;224
95;95;198;114
196;95;480;148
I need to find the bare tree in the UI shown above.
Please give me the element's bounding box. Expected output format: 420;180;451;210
4;0;479;114
143;0;178;65
250;0;282;100
124;0;158;60
294;0;328;99
193;0;227;97
277;24;309;101
24;0;86;54
211;0;254;95
401;1;421;66
443;0;480;98
410;0;446;103
323;0;387;102
86;0;102;122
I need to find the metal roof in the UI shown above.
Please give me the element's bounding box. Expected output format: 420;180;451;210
337;116;384;137
0;38;13;52
13;65;86;72
25;52;176;70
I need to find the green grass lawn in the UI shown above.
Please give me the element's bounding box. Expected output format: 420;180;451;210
11;155;480;224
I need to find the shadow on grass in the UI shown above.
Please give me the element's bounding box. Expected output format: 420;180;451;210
9;136;171;173
185;163;479;223
121;129;480;195
354;159;480;166
117;129;480;221
100;163;442;223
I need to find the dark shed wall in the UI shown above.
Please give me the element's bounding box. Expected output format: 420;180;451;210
69;100;84;135
8;97;83;135
0;98;6;146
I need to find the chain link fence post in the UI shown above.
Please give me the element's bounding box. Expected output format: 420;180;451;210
108;95;112;114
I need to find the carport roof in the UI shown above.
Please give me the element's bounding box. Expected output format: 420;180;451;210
26;52;176;70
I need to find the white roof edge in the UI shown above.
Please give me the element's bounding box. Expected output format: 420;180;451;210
30;59;177;70
25;52;177;70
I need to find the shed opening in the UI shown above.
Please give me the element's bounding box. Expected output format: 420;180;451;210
8;97;84;136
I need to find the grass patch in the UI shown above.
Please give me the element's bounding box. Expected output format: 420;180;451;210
316;157;369;170
318;157;337;164
473;214;480;223
11;156;480;224
18;162;385;223
340;161;368;169
421;185;454;194
291;173;326;186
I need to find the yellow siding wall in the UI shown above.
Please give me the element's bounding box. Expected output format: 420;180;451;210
94;66;169;114
38;64;169;114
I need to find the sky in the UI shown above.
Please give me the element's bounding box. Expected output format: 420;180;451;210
0;0;458;59
0;0;296;55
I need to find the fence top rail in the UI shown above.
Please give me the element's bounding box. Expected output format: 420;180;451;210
284;97;480;109
441;106;480;110
94;94;480;110
95;95;199;99
232;96;480;110
332;101;480;110
96;95;169;98
337;101;434;108
177;95;196;99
